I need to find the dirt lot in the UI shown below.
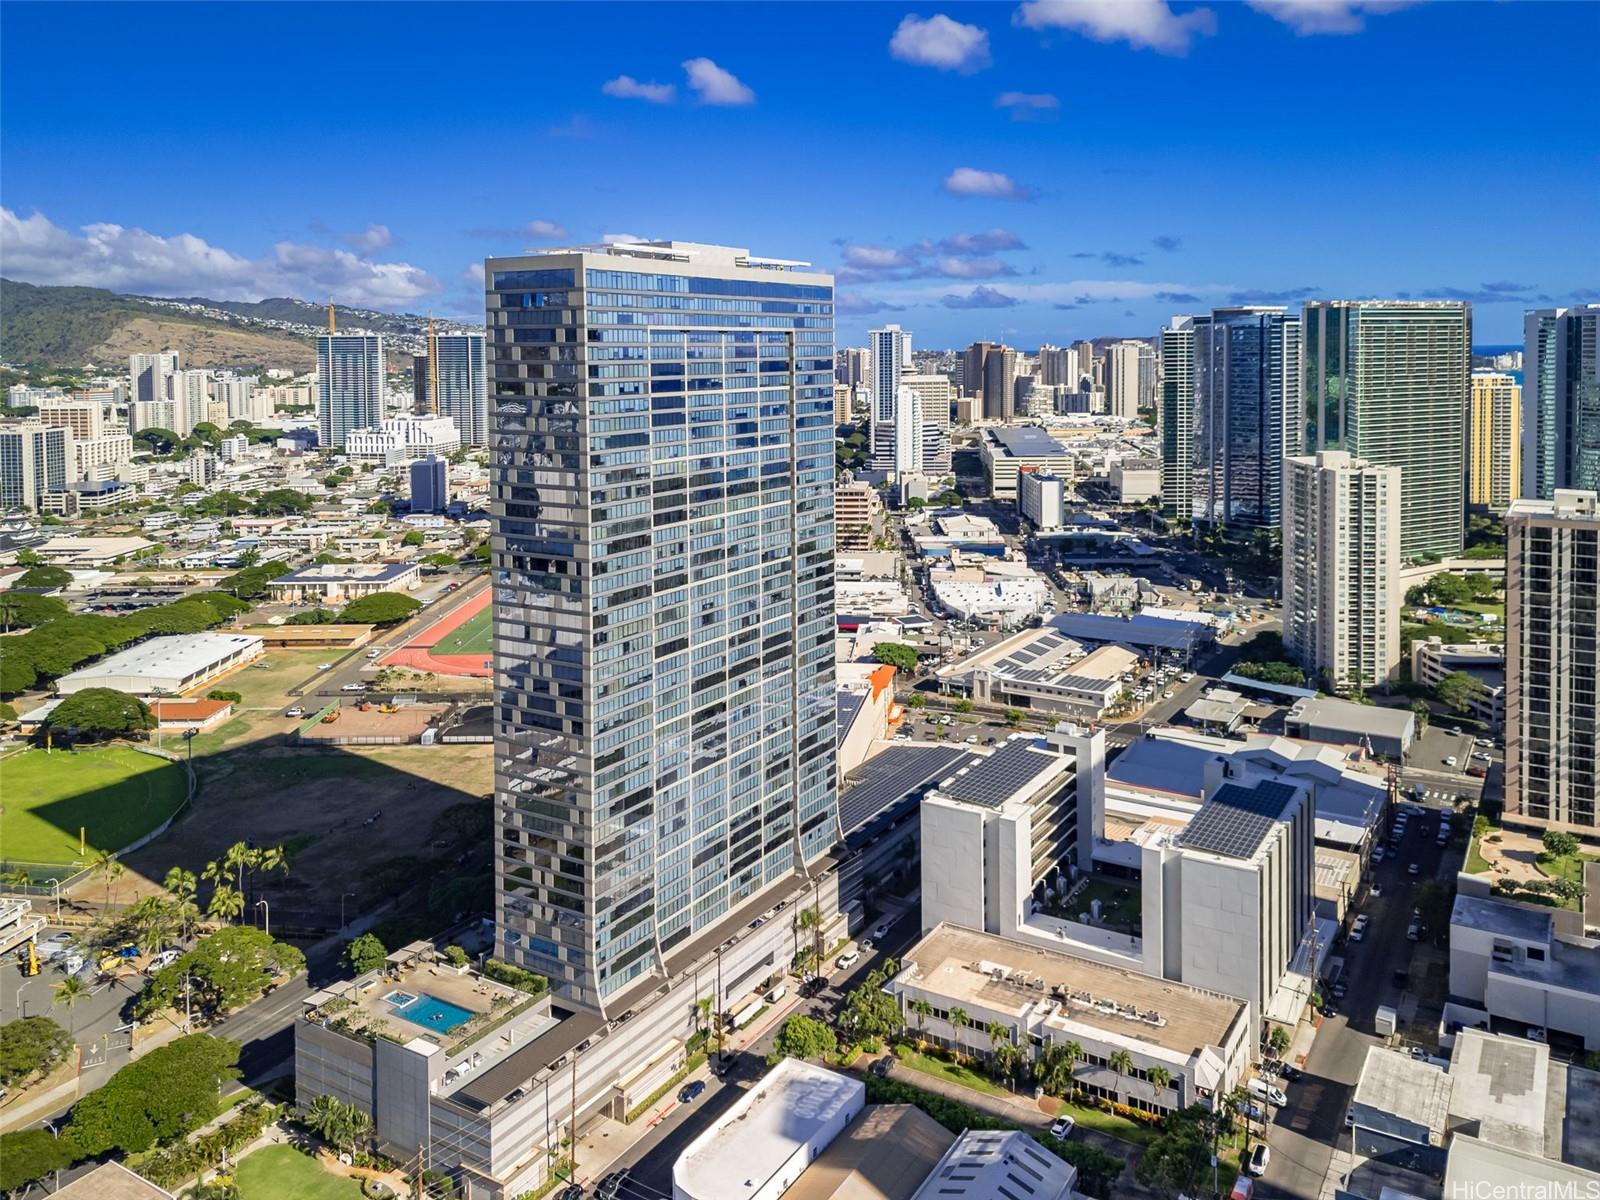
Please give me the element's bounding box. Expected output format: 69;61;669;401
101;646;494;924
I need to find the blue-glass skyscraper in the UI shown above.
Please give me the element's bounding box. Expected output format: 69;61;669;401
409;455;447;514
317;334;384;449
486;242;837;1011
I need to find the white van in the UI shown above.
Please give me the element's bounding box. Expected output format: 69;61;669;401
1248;1078;1287;1107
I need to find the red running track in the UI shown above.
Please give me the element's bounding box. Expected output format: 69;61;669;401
380;586;493;678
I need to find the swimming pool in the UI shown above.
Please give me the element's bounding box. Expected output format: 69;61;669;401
383;990;475;1034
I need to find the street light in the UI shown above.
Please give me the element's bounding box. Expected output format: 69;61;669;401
255;899;269;937
340;891;356;932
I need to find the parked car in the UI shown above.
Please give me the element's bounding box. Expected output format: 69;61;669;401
37;932;75;961
1408;862;1420;875
284;705;304;718
1444;755;1458;767
596;1173;630;1200
1050;1115;1075;1139
1248;1142;1271;1176
1467;766;1488;778
147;948;182;973
340;682;367;693
1407;923;1421;941
1349;915;1369;942
1248;1078;1287;1107
836;950;861;969
554;1186;583;1200
679;1080;706;1103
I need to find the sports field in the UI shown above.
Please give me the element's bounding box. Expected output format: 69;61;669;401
433;603;492;657
0;746;188;868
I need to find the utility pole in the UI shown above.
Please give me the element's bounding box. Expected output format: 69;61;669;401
569;1054;578;1179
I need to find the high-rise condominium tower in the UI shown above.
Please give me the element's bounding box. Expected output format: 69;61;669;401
1072;340;1097;389
1302;300;1470;559
1523;304;1600;499
869;325;911;470
317;334;384;449
1504;490;1599;834
1102;341;1144;420
982;346;1019;421
430;332;490;446
1159;319;1196;522
1469;371;1521;511
485;242;837;1011
0;423;71;511
129;351;179;405
1282;451;1401;692
1038;344;1078;389
902;371;953;472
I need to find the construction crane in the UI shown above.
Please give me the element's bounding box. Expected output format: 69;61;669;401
328;299;337;333
427;316;438;415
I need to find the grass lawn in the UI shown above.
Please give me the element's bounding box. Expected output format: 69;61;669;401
1538;850;1600;910
897;1048;1006;1095
0;746;187;868
1466;833;1493;874
235;1145;363;1200
1054;878;1142;935
433;604;492;657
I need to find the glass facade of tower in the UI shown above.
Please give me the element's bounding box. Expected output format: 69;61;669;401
487;245;837;1011
317;334;384;449
1524;306;1600;499
433;332;489;447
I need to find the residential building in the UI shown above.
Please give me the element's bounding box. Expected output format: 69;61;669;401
1017;470;1068;531
1523;304;1600;499
1301;300;1471;558
410;455;448;514
837;345;871;388
55;632;263;696
169;369;211;435
1073;340;1098;388
962;340;997;403
430;332;489;446
131;399;179;435
1469;370;1521;511
1187;308;1302;529
34;399;103;442
979;426;1076;500
485;241;837;1010
317;333;385;448
1449;894;1600;1050
833;383;852;424
1102;340;1144;420
188;451;217;487
0;422;71;511
1159;318;1196;521
345;414;461;462
215;374;261;423
887;923;1251;1117
74;432;135;478
1039;344;1080;389
892;372;924;485
1504;490;1599;834
834;480;883;552
129;350;179;405
1282;451;1402;691
903;372;953;472
869;325;912;470
218;434;249;463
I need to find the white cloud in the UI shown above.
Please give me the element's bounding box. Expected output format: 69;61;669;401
1245;0;1418;35
995;91;1061;118
1015;0;1217;55
1;207;440;308
601;232;651;245
682;57;756;106
601;74;677;103
935;256;1016;279
942;167;1033;200
890;14;992;72
462;262;486;288
343;223;392;254
525;220;568;240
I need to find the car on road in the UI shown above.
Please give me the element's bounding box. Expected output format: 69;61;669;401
340;682;366;692
37;932;75;961
554;1186;583;1200
869;1056;894;1077
597;1172;630;1200
1349;915;1368;942
1248;1142;1271;1176
836;950;861;969
1407;923;1421;941
318;663;334;670
1371;847;1384;864
872;923;893;941
679;1080;706;1103
1408;862;1420;875
284;705;304;718
1050;1115;1075;1139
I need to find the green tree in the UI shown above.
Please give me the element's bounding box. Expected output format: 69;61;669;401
16;565;73;589
207;689;243;703
345;932;387;975
66;1034;240;1156
1436;670;1489;715
135;926;305;1022
1267;1025;1292;1057
1135;1107;1212;1199
52;975;90;1033
286;607;339;625
1411;698;1432;729
0;1016;74;1086
909;997;933;1044
40;688;155;742
339;593;423;625
1543;830;1580;859
771;1014;837;1062
90;849;125;910
250;488;315;516
954;698;974;714
1147;1065;1173;1092
906;693;927;709
1004;708;1024;727
1107;1049;1134;1083
402;530;425;546
871;642;920;673
947;1007;970;1063
842;973;903;1043
0;1128;82;1193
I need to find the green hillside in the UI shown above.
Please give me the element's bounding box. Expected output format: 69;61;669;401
0;278;182;366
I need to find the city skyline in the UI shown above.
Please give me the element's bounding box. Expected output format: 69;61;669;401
2;2;1595;345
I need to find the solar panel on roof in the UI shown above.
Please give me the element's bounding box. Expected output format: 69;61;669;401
838;746;981;834
942;738;1057;807
1175;780;1299;858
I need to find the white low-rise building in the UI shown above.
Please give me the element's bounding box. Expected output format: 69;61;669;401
1449;894;1600;1050
910;1129;1076;1200
266;561;421;603
345;415;461;462
55;633;264;696
672;1059;864;1200
1018;470;1068;530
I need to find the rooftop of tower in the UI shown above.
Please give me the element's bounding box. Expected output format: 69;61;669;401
520;239;814;272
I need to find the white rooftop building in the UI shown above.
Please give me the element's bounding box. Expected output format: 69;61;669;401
910;1129;1076;1200
672;1059;864;1200
55;633;264;697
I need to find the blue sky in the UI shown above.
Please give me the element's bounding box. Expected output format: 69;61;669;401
2;1;1595;346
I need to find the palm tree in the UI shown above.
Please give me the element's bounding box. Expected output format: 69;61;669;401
695;997;713;1040
910;998;933;1047
796;906;823;975
165;867;200;941
131;895;177;952
207;884;244;924
91;851;124;910
0;596;21;633
54;975;88;1032
1107;1049;1134;1099
223;842;257;901
948;1007;970;1063
1147;1065;1172;1094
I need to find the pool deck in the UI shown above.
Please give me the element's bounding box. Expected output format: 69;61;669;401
306;959;533;1050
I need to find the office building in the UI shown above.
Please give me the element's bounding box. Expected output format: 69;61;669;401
0;423;71;511
1102;341;1144;420
1470;370;1522;511
1159;318;1196;521
1282;451;1402;691
1449;895;1600;1050
1504;490;1599;834
903;372;953;472
869;325;912;470
1186;307;1302;529
1523;304;1600;499
317;333;385;449
129;350;179;405
1111;458;1160;503
486;241;837;1010
837;345;872;388
344;414;461;462
431;332;490;446
910;1128;1077;1200
410;456;448;514
962;341;997;401
834;481;883;552
34;399;103;442
1017;470;1067;531
1302;300;1471;558
979;426;1076;500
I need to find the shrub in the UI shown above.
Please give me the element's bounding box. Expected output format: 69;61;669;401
481;959;548;995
